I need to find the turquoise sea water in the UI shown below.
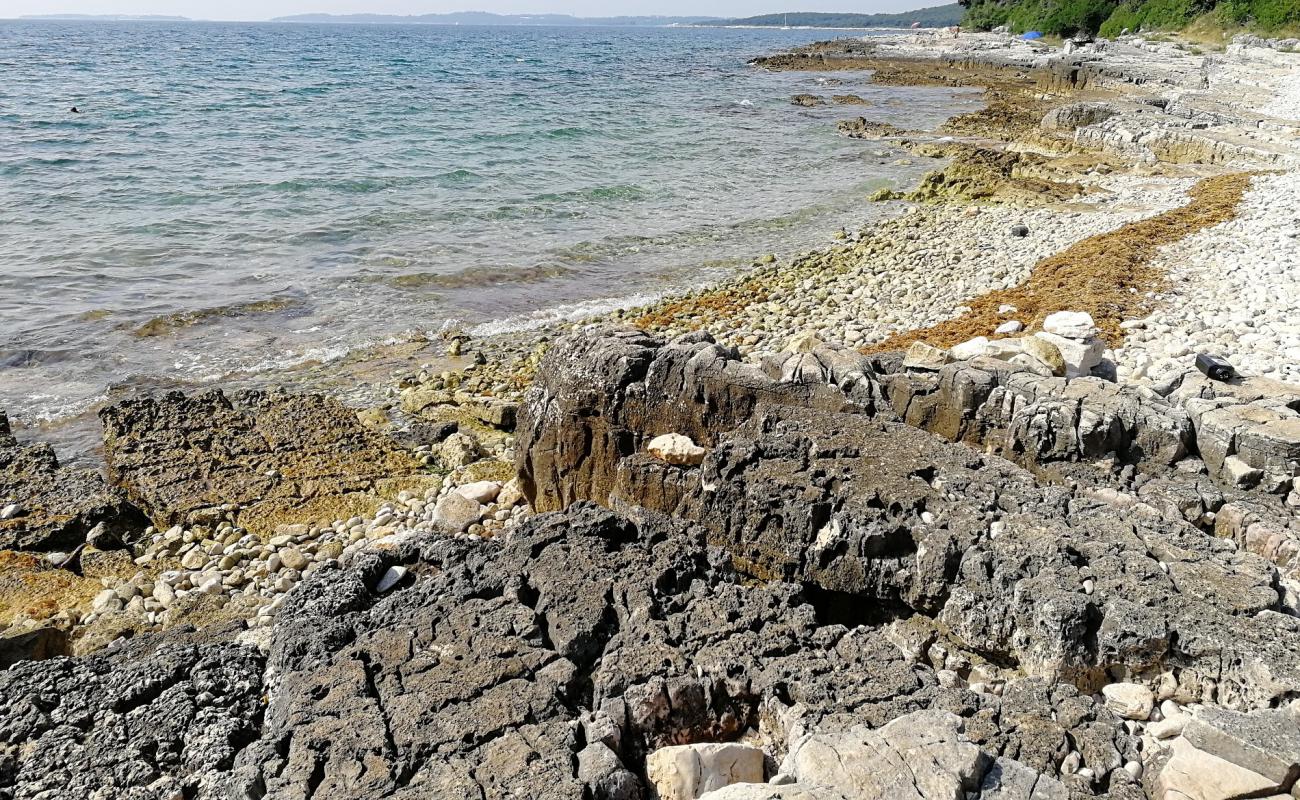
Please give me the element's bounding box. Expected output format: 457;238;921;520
0;21;980;432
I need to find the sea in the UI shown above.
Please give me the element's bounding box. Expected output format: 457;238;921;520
0;20;982;450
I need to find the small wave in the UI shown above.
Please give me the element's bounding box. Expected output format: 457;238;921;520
531;184;650;204
0;348;81;368
544;126;595;139
468;291;666;337
433;168;482;186
128;297;305;338
386;263;577;290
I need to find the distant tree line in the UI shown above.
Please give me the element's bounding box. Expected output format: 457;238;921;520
961;0;1299;36
721;5;965;27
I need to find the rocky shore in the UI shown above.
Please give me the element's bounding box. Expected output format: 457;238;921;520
3;28;1300;800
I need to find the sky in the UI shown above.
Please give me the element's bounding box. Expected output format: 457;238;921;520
4;0;932;21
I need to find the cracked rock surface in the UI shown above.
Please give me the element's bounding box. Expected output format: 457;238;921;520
2;328;1299;800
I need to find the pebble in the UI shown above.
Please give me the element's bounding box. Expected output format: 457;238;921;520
279;548;309;572
375;566;408;593
1114;172;1300;386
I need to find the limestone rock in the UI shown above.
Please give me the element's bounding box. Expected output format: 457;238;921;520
782;711;989;800
1042;311;1098;339
951;336;992;360
1040;103;1119;132
645;743;765;800
782;331;824;354
648;434;706;467
977;757;1068;800
99;390;431;534
0;627;69;669
278;547;309;572
0;409;144;552
1034;332;1103;377
903;341;952;371
1150;736;1281;800
432;492;484;533
1101;683;1154;720
1181;706;1300;786
1019;336;1066;376
439;431;484;468
455;480;502;504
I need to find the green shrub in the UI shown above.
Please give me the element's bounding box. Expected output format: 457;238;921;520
966;0;1297;33
1219;0;1300;29
1099;0;1212;34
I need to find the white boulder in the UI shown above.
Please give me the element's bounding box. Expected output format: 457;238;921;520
432;492;484;533
994;320;1023;335
1042;311;1097;339
645;742;765;800
648;434;706;467
902;341;952;371
455;480;502;504
1034;332;1103;376
950;336;991;360
1101;682;1154;720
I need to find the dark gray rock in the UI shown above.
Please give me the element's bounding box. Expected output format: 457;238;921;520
0;409;145;552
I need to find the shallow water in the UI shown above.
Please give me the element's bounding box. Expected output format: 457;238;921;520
0;20;981;437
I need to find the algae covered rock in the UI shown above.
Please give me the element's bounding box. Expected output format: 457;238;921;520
99;389;436;534
0;409;144;551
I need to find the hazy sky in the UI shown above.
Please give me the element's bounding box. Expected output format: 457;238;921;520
5;0;929;21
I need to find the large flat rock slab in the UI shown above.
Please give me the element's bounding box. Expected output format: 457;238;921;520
99;389;437;534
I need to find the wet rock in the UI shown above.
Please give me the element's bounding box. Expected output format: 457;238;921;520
0;409;144;551
645;743;765;800
99;389;433;534
790;94;823;107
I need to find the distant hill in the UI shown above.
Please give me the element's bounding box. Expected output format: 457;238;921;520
271;12;722;26
717;4;964;27
20;14;190;21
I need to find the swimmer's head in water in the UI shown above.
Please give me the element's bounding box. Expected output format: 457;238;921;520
70;107;80;113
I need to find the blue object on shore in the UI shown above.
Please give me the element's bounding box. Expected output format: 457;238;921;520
1022;31;1044;40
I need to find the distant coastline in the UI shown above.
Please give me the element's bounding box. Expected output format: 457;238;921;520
18;14;190;20
12;6;962;28
269;12;722;26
